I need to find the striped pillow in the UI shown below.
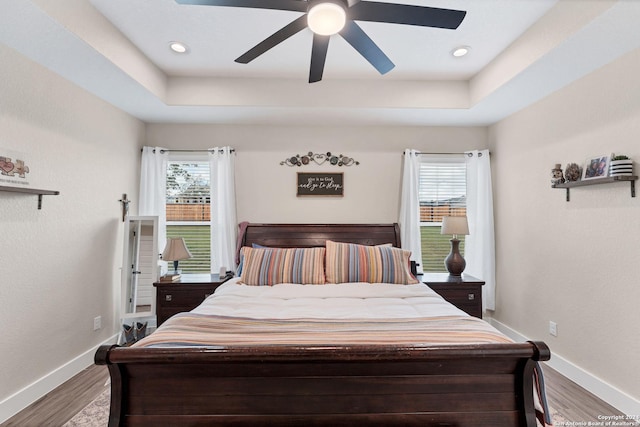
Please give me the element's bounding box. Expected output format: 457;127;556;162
325;240;419;284
239;246;326;286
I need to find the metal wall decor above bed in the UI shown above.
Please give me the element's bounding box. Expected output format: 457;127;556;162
281;151;360;167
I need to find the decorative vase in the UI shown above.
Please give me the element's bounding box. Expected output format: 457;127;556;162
564;163;582;182
444;238;466;276
609;159;633;176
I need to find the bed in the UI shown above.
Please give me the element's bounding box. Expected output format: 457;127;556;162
95;223;550;426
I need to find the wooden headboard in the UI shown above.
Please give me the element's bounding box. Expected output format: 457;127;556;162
241;223;401;248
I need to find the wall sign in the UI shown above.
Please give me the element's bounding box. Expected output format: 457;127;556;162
297;173;343;197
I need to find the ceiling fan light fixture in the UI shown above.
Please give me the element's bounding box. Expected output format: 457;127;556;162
452;46;470;57
307;2;346;36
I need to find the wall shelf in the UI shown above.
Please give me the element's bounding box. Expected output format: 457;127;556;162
0;185;60;209
552;176;637;201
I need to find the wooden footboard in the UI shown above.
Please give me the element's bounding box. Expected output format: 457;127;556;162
95;341;550;427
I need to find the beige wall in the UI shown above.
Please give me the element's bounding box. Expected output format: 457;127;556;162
489;47;640;403
146;124;487;223
0;44;144;408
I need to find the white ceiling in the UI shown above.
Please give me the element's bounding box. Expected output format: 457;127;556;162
90;0;553;81
2;0;640;126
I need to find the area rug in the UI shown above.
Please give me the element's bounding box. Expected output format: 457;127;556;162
64;389;570;427
63;389;109;427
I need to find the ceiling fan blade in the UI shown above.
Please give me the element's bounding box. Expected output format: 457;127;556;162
349;1;466;30
309;34;330;83
175;0;307;13
340;21;394;75
235;15;307;64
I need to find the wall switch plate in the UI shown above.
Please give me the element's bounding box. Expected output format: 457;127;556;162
549;321;558;337
94;316;102;331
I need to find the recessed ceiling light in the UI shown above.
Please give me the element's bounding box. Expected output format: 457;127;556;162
451;46;470;57
169;41;189;54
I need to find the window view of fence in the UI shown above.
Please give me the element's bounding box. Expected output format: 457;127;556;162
419;158;467;272
166;162;211;273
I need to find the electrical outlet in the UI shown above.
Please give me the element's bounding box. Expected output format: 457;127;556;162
93;316;102;331
549;321;558;337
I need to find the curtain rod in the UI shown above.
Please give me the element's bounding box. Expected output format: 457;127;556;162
404;151;489;157
141;148;235;153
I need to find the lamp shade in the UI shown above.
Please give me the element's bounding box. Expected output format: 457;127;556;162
162;237;192;262
441;216;469;236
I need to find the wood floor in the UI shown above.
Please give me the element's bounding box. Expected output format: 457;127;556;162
1;364;109;427
1;362;628;426
543;364;628;423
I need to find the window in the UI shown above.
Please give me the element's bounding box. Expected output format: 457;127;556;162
165;161;211;273
419;155;467;272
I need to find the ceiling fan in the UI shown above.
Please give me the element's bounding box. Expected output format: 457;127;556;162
175;0;467;83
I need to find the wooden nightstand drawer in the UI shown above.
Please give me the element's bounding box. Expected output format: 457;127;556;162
158;289;212;306
154;274;231;326
422;273;484;319
157;307;190;325
432;288;480;304
448;301;482;318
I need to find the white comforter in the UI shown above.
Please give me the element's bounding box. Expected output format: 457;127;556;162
191;277;468;319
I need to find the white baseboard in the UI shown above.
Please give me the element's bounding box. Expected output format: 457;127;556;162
0;334;118;424
488;318;640;417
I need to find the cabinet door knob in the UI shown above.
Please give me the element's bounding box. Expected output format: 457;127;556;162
468;293;475;301
165;294;172;302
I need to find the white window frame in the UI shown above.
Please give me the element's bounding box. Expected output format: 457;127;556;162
418;154;467;273
165;154;211;273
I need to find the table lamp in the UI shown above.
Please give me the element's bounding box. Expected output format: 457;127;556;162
162;237;192;274
441;216;469;276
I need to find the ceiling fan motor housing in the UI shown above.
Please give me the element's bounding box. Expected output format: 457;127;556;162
307;0;349;11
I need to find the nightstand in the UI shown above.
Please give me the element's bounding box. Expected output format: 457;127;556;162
154;273;232;326
422;273;484;318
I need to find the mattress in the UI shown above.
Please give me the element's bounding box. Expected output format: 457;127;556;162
192;278;470;319
135;278;512;348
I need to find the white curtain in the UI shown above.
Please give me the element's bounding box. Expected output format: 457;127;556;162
399;149;423;273
139;146;168;255
464;149;496;311
209;147;237;273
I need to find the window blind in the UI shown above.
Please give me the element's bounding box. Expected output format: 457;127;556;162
166;162;211;273
419;156;467;272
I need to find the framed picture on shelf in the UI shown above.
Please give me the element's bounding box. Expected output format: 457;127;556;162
582;155;609;180
0;148;32;188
